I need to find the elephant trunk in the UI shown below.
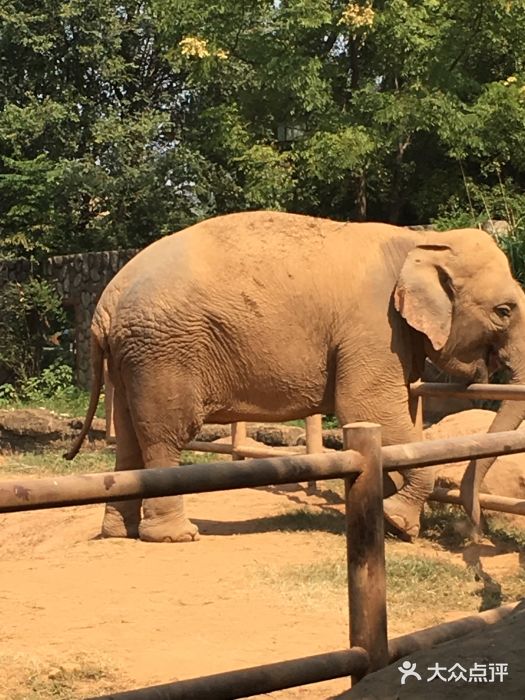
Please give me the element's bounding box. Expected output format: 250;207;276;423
460;345;525;529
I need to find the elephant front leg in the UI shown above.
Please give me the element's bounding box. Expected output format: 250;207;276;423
336;383;431;541
383;393;433;541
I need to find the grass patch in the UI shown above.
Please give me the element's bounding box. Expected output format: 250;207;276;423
421;504;525;552
0;389;104;419
386;551;474;613
0;652;125;700
486;514;525;549
180;450;229;465
284;419;305;428
420;503;472;548
0;450;116;476
502;570;525;601
260;547;477;615
284;416;339;429
0;448;221;477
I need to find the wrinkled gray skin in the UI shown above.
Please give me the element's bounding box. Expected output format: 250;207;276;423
66;211;525;542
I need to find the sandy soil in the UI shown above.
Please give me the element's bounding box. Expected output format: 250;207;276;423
0;477;522;699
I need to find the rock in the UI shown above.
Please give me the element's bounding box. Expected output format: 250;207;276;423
250;424;305;446
195;423;306;446
0;408;64;437
406;224;436;231
195;424;231;442
0;408;106;454
482;219;512;237
426;409;525;500
295;428;343;450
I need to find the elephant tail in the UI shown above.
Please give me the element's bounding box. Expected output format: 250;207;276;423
63;331;105;460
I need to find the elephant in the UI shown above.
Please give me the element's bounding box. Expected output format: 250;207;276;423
66;210;525;542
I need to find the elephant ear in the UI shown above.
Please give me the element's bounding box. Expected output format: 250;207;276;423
394;244;454;351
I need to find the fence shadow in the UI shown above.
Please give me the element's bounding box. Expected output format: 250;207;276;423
258;482;345;506
193;507;345;537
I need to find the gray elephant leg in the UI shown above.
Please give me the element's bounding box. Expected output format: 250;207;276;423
128;373;202;543
101;389;143;538
336;384;432;540
382;395;434;540
382;465;436;540
138;444;200;543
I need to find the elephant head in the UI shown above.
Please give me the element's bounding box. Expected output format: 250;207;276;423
394;228;525;528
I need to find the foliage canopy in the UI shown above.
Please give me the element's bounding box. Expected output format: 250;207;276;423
1;0;525;258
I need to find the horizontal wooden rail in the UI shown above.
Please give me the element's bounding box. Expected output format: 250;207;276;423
185;440;234;455
167;429;525;470
430;487;525;516
411;381;525;401
3;430;525;513
0;450;364;514
88;647;369;700
382;429;525;471
88;602;522;700
185;440;312;458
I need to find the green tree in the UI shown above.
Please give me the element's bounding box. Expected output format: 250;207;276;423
3;0;525;256
0;0;219;257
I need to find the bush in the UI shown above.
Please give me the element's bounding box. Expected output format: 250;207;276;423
0;361;95;416
13;361;74;402
495;231;525;287
433;178;525;285
0;277;67;385
0;360;72;404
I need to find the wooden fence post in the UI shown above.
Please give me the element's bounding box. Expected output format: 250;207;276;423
343;422;388;684
305;414;323;492
104;361;116;443
231;422;247;461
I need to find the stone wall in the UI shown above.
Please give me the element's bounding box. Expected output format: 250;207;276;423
0;249;138;388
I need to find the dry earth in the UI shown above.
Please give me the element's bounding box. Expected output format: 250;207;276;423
0;462;524;699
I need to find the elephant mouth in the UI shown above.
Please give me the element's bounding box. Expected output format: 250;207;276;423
487;346;505;377
486;345;512;377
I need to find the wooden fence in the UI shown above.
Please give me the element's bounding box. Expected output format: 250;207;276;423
1;418;525;698
104;376;525;517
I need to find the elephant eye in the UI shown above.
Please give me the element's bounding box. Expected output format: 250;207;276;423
495;304;513;318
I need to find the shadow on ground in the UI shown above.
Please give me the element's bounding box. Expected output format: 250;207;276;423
194;507;345;537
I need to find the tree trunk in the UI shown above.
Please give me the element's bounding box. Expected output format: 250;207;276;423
355;171;367;221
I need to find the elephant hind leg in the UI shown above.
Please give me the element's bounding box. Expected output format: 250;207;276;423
101;387;143;539
138;445;200;544
127;372;204;543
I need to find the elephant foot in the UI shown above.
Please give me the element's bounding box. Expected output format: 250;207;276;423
383;494;421;542
101;501;141;539
139;516;200;543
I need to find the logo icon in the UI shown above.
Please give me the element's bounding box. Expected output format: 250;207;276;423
398;660;422;685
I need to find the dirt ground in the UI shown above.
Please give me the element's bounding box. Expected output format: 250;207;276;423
0;468;523;699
